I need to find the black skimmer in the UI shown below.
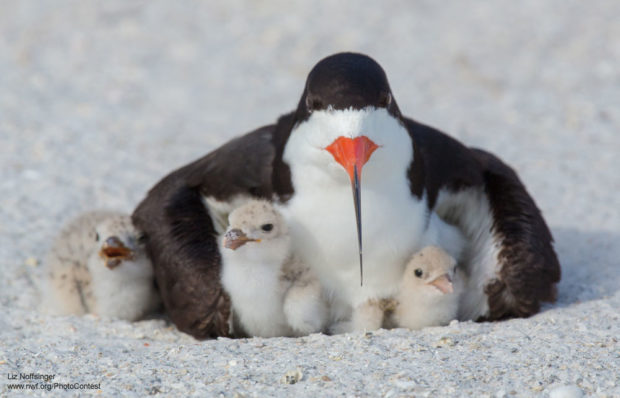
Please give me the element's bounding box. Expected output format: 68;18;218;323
133;52;560;339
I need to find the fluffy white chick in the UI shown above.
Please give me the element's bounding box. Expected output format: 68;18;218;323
389;245;463;329
45;211;160;321
220;199;328;338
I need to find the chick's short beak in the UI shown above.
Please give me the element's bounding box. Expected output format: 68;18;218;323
99;236;134;269
223;228;259;250
428;273;454;294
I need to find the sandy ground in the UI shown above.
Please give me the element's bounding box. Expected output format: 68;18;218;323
1;1;619;396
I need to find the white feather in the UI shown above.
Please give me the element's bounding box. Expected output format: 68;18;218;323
87;253;158;321
221;238;293;337
204;194;252;235
435;188;501;320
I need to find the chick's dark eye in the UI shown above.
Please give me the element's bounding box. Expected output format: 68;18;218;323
261;224;274;232
414;268;423;278
137;233;147;244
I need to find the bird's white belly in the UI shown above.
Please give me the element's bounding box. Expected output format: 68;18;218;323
279;183;429;311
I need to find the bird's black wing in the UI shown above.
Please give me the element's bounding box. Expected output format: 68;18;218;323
470;148;561;319
132;123;281;339
405;117;560;320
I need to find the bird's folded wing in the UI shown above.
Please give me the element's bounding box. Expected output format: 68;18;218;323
470;148;561;319
405;117;560;321
132;123;281;339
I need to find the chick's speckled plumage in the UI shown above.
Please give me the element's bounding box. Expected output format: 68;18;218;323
44;211;160;321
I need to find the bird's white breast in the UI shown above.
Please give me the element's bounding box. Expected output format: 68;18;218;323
280;108;430;314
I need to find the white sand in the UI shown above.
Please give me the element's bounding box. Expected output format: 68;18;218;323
1;1;618;396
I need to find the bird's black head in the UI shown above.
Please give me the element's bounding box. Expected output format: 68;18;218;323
295;52;400;121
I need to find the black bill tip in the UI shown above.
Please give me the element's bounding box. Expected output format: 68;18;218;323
352;165;363;286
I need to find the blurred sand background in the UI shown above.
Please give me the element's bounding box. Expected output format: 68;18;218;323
1;1;619;396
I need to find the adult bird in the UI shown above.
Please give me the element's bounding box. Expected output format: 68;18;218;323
132;52;560;339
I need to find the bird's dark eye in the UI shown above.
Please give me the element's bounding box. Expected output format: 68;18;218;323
137;233;147;245
305;95;323;111
261;224;274;232
414;268;423;278
95;233;100;242
379;92;392;107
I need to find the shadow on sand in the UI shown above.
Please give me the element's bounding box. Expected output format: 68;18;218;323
549;227;620;308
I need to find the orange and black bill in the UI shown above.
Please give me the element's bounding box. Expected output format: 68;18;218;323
325;135;379;286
